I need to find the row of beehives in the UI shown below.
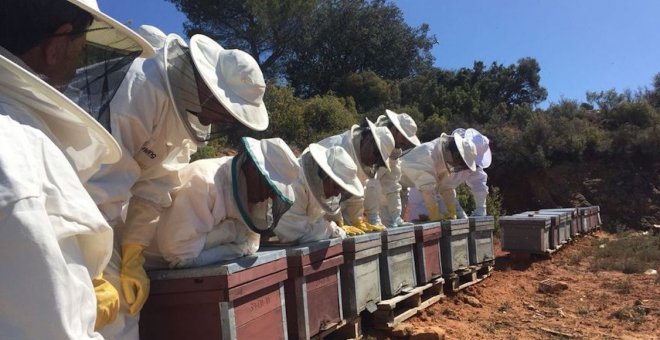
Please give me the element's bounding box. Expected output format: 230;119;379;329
136;216;497;340
500;206;602;254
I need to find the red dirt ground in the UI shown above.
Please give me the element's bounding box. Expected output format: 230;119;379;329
384;231;660;339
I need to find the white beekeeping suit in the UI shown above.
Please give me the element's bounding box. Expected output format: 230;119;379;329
317;119;395;234
364;110;420;228
0;0;154;337
0;52;115;339
439;128;492;218
154;137;299;268
274;144;365;243
400;132;477;221
76;33;269;338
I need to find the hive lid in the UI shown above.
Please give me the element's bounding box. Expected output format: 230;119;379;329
500;215;551;227
148;249;287;280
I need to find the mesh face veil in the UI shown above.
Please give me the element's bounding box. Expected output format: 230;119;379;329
164;36;230;143
231;150;294;235
441;135;470;173
301;152;341;214
63;29;142;132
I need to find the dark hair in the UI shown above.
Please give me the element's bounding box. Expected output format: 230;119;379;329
0;0;93;55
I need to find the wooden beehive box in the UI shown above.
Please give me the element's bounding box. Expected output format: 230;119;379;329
541;208;579;238
379;225;417;298
500;215;551;254
341;232;382;318
514;212;560;250
140;250;289;340
530;211;570;244
266;238;344;340
440;219;470;273
413;222;443;285
577;207;591;233
468;216;495;265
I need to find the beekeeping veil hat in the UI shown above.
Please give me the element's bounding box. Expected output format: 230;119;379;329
464;128;492;168
440;132;477;173
0;53;121;176
302;143;364;214
379;109;421;148
63;0;155;132
136;24;167;50
231;137;299;234
162;34;269;143
364;118;395;171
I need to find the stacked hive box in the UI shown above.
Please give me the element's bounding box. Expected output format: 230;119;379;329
379;225;417;298
413;222;443;285
541;208;579;238
468;216;495;265
341;233;382;318
140;250;289;340
514;212;560;250
267;238;345;339
531;210;571;244
440;219;470;273
500;215;552;254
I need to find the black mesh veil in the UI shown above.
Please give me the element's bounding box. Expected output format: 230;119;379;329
64;42;140;132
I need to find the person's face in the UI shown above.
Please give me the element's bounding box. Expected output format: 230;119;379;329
359;134;380;167
322;176;342;198
195;76;239;126
242;157;275;203
390;126;409;149
40;24;87;90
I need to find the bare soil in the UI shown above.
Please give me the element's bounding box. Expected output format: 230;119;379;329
389;231;660;339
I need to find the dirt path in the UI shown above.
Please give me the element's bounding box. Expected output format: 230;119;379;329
398;232;660;339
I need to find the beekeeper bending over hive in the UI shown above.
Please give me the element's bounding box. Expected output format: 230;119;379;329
274;143;365;243
153;137;299;268
364;110;420;228
400;130;477;221
317;118;395;235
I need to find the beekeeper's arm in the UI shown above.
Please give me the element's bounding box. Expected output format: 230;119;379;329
379;157;404;226
465;166;489;216
276;178;346;243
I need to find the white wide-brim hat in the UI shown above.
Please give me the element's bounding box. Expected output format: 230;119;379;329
68;0;154;58
464;128;492;168
0;54;121;167
384;109;421;146
452;132;477;172
308;143;364;198
190;35;269;131
366;119;395;171
136;24;167;50
242;137;299;204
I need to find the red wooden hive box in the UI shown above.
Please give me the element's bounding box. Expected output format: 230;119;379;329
266;238;344;339
139;250;289;340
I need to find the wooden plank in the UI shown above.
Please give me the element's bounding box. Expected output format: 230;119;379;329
372;277;445;330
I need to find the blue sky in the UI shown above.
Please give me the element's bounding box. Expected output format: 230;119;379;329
98;0;660;108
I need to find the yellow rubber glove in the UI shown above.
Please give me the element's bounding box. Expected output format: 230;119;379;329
426;203;443;221
338;218;365;236
93;276;119;331
351;217;386;233
443;202;458;220
121;244;150;316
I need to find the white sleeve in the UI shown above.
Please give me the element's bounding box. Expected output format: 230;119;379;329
465;167;489;196
0;198;103;340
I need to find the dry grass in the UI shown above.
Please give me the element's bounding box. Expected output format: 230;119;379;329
586;233;660;274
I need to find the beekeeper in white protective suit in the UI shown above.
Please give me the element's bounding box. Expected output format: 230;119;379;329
153;137;299;268
400;131;477;221
65;31;270;337
317;118;395;235
364;110;420;228
274;144;365;243
448;128;492;218
0;0;153;338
